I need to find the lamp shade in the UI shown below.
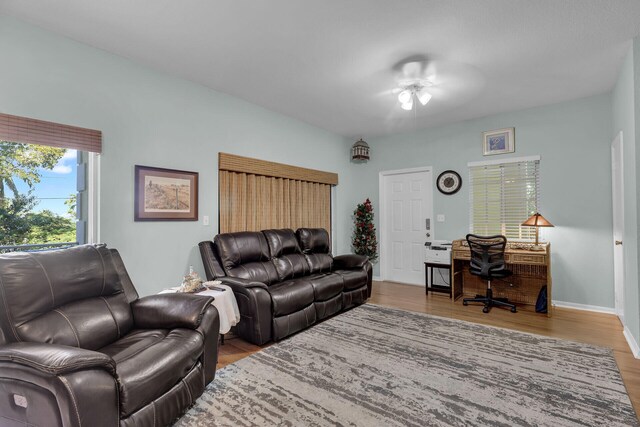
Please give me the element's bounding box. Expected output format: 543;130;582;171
521;213;554;227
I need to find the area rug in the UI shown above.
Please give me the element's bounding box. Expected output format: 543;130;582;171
176;304;638;426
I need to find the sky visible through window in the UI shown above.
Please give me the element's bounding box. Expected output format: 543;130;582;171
14;149;77;217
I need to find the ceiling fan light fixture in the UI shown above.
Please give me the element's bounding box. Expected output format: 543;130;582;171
401;98;414;111
398;90;412;104
417;89;432;106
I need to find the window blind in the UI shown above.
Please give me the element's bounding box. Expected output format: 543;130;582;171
469;157;540;240
0;112;102;153
218;153;336;235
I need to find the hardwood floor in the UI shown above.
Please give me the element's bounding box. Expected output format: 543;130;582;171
218;280;640;418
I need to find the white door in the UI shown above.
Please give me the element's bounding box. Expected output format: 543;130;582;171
612;132;625;321
381;168;433;285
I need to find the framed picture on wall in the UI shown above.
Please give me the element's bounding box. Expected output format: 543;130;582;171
482;127;515;156
134;165;198;221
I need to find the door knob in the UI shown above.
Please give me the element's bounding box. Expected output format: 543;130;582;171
426;233;431;238
615;240;623;246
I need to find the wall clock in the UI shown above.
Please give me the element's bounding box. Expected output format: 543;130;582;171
436;170;462;195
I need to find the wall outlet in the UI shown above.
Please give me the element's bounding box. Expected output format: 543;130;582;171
437;214;445;222
203;215;209;226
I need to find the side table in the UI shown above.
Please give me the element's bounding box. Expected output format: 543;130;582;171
159;282;240;344
425;262;452;297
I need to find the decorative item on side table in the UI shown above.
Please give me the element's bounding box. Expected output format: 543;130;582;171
436;170;462;195
180;266;206;293
134;165;198;221
521;213;554;251
482;127;515;156
352;198;378;263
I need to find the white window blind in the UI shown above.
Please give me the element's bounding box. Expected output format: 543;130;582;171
469;157;540;240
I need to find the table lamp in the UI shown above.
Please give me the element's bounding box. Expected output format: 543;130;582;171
522;213;554;251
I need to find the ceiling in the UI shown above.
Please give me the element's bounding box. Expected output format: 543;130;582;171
2;1;640;138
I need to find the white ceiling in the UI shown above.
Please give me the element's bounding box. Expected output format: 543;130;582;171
2;1;640;138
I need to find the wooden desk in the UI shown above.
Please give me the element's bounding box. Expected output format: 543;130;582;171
451;239;552;316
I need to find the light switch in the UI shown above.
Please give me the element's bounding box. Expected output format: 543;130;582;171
437;214;445;222
203;215;210;226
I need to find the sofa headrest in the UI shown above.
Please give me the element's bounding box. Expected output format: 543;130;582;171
262;229;301;257
0;244;124;338
296;228;331;254
214;231;270;269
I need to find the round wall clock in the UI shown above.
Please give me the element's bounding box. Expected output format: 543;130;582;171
436;170;462;195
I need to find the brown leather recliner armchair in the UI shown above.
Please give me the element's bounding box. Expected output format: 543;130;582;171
0;244;220;427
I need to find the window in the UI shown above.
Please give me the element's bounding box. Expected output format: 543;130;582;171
468;156;540;240
0;113;101;252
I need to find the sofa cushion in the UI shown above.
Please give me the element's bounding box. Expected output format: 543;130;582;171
307;273;344;301
263;229;310;280
214;232;279;285
297;228;333;274
333;269;368;290
267;279;315;316
100;328;203;417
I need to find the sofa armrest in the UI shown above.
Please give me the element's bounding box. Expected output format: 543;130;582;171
132;294;215;330
0;342;115;376
333;254;369;270
218;276;268;290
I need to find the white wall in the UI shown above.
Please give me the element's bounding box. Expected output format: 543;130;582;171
0;16;357;296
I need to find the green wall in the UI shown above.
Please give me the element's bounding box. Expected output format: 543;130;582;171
355;94;614;308
0;15;636;321
0;16;359;296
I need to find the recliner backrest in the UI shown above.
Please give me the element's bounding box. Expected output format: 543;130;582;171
214;231;279;285
296;228;333;274
263;229;310;281
0;244;133;350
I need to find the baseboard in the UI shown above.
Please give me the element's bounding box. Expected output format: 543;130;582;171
372;275;382;281
552;300;616;315
623;326;640;359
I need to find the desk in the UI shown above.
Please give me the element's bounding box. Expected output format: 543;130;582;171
451;239;552;316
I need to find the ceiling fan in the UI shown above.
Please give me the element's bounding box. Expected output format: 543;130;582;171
392;58;436;111
397;80;433;111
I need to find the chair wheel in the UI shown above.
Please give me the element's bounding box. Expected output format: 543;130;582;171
463;301;468;306
511;307;517;313
482;307;489;313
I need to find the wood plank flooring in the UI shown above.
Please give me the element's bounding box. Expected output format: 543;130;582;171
218;280;640;418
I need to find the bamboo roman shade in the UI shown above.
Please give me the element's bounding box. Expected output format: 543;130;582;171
218;153;337;234
469;156;540;240
0;112;102;153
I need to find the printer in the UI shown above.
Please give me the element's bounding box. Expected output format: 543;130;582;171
425;240;452;265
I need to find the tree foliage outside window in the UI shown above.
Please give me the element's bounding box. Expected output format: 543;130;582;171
0;141;76;246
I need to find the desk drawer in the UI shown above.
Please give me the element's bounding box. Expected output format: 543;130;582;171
453;250;470;260
509;253;546;265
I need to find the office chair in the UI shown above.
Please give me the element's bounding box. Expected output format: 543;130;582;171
462;234;517;313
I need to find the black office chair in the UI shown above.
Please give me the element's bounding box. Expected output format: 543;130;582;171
462;234;517;313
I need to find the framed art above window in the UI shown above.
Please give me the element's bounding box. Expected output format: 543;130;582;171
482;127;515;156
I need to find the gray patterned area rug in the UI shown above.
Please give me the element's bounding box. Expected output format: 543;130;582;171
176;304;638;426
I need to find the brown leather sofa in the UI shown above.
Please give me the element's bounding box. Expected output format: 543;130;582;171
199;228;372;345
0;244;220;427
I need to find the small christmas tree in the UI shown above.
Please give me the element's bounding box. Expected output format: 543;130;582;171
352;198;378;263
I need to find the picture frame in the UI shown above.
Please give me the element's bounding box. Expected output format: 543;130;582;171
134;165;198;221
482;127;515;156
